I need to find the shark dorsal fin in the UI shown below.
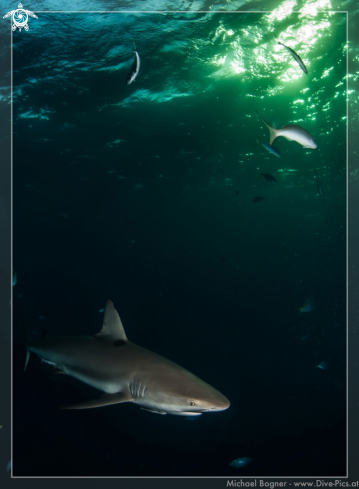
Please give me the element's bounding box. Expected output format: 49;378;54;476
95;300;128;342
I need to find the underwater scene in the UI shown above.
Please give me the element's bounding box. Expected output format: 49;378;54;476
11;4;346;477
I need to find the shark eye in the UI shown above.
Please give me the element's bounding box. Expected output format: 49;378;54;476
190;401;196;406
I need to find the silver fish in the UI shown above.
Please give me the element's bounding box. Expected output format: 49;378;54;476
256;110;317;149
126;36;140;85
275;35;308;75
297;298;315;321
24;301;230;415
256;139;281;158
316;361;330;370
229;457;253;468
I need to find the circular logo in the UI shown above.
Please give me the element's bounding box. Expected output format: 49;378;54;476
13;8;28;29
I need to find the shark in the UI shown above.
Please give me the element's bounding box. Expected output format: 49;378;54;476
24;301;230;416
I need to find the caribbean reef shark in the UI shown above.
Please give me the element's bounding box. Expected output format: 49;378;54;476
24;301;230;415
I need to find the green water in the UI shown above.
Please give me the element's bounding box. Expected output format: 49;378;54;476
11;7;347;476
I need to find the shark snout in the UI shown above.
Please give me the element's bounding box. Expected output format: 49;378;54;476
209;394;230;412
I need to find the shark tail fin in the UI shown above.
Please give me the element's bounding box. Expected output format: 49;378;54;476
21;311;32;372
255;110;278;145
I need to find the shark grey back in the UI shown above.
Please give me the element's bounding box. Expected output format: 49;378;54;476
25;301;230;415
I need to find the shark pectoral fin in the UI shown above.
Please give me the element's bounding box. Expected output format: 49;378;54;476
57;391;132;410
140;408;167;415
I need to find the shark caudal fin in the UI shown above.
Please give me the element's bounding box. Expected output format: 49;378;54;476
21;312;32;372
255;110;278;146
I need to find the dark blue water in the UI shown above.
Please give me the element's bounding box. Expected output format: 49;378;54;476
9;0;347;477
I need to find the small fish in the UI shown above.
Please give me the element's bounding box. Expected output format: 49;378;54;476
256;139;281;158
275;35;308;75
99;308;105;313
316;361;330;370
6;460;11;472
12;271;17;286
256;111;317;149
259;169;277;184
315;169;324;200
229;457;253;468
252;196;265;203
297;298;315;321
235;191;239;195
126;36;140;85
300;334;309;341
